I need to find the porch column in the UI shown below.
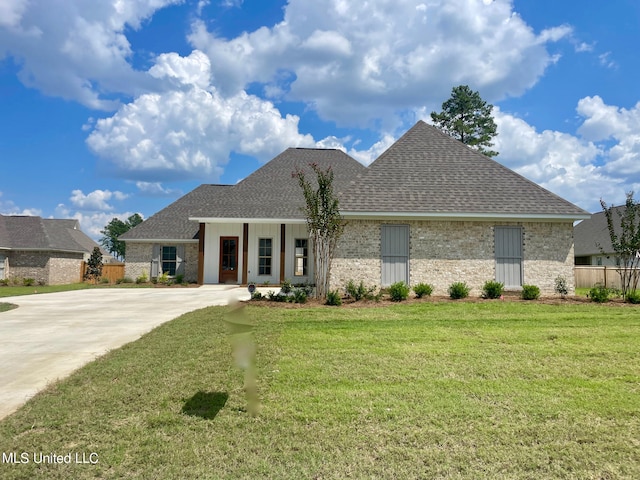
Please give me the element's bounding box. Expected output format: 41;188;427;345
242;223;249;284
280;224;286;283
197;223;205;285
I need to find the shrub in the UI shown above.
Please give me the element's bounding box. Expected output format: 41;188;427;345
175;274;185;284
281;280;293;294
156;272;170;285
449;281;470;300
482;280;504;299
292;288;308;304
23;278;35;287
250;291;263;300
589;285;610;303
554;276;568;298
120;277;133;284
326;290;342;306
136;271;148;284
100;277;110;284
345;280;377;301
388;281;410;302
0;278;8;286
626;290;640;304
413;283;433;299
521;284;540;300
267;290;286;302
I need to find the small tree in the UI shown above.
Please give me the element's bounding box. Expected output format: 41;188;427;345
294;163;344;300
600;192;640;300
431;85;498;157
84;247;104;284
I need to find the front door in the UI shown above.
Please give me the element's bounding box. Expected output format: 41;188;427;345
219;237;239;283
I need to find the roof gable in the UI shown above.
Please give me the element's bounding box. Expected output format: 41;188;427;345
0;215;99;253
340;121;589;218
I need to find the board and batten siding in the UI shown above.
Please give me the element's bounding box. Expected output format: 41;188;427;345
494;226;523;288
381;224;410;286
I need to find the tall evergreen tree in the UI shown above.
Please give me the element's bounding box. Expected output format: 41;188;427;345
100;213;143;261
431;85;498;157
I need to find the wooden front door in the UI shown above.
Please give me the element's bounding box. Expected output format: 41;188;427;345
219;237;239;283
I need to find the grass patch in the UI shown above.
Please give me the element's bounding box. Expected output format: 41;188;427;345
0;302;17;312
0;282;154;298
0;302;639;478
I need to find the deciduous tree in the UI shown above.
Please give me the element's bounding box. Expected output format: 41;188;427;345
294;163;344;300
100;213;143;261
600;192;640;300
84;247;103;284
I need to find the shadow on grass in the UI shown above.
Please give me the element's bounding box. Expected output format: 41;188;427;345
182;391;228;420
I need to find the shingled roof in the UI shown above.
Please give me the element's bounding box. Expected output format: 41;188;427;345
122;121;589;242
574;208;622;256
0;215;101;253
340;121;589;217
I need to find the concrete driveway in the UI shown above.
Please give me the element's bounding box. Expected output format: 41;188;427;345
0;286;251;420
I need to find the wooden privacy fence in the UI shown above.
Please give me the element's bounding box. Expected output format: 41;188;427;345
574;266;629;289
80;262;125;283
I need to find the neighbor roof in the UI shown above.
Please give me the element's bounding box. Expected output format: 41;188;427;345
0;215;101;253
340;121;590;218
574;207;623;256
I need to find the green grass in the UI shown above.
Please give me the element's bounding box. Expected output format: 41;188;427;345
0;282;153;298
1;302;639;479
0;302;17;312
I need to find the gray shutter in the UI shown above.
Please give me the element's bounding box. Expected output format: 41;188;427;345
0;255;5;280
495;227;523;287
151;244;160;277
381;225;410;286
176;244;185;275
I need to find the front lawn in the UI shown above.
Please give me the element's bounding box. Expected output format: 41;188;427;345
0;282;154;298
0;302;638;479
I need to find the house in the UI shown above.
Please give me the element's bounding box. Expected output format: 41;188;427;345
574;207;621;266
0;215;105;284
121;121;590;294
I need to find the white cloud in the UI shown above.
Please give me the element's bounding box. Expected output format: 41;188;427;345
0;192;43;216
0;0;180;109
87;50;315;182
55;205;141;241
189;0;572;125
135;181;182;196
70;189;129;211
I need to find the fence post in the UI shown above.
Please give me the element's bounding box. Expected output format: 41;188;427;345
604;265;607;289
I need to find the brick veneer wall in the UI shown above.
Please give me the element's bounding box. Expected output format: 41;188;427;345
125;242;198;282
7;250;83;285
331;220;575;295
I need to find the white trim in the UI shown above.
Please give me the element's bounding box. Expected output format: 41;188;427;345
341;211;590;222
189;217;306;224
123;239;199;243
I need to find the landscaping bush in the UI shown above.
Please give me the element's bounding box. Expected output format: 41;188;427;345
326;290;342;306
267;290;286;302
292;288;308;304
250;291;263;300
156;272;170;285
626;290;640;304
100;277;110;284
118;277;133;284
413;283;433;298
554;276;568;298
23;278;35;287
345;280;377;301
521;284;540;300
482;280;504;299
449;281;470;300
281;280;293;294
175;274;185;284
0;279;8;286
589;285;610;303
388;281;410;302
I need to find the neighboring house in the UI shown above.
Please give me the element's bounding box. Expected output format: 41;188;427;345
574;207;622;266
121;121;589;294
0;215;104;284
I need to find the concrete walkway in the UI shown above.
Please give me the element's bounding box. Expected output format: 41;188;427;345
0;286;252;420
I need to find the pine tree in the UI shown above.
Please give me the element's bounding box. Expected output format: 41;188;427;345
84;247;104;284
431;85;498;157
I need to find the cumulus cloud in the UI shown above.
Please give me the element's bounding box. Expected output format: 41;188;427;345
189;0;572;125
0;0;180;109
70;189;129;211
135;181;182;196
55;204;141;241
0;192;42;216
87;50;315;182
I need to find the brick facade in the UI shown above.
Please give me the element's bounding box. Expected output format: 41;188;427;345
6;250;84;285
331;220;575;295
125;242;198;282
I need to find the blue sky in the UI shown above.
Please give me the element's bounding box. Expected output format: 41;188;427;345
1;0;640;240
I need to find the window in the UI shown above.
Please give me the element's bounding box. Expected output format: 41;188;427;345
294;238;308;276
258;238;272;275
162;246;177;276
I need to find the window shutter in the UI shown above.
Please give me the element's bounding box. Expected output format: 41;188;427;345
176;244;185;275
151;244;160;277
